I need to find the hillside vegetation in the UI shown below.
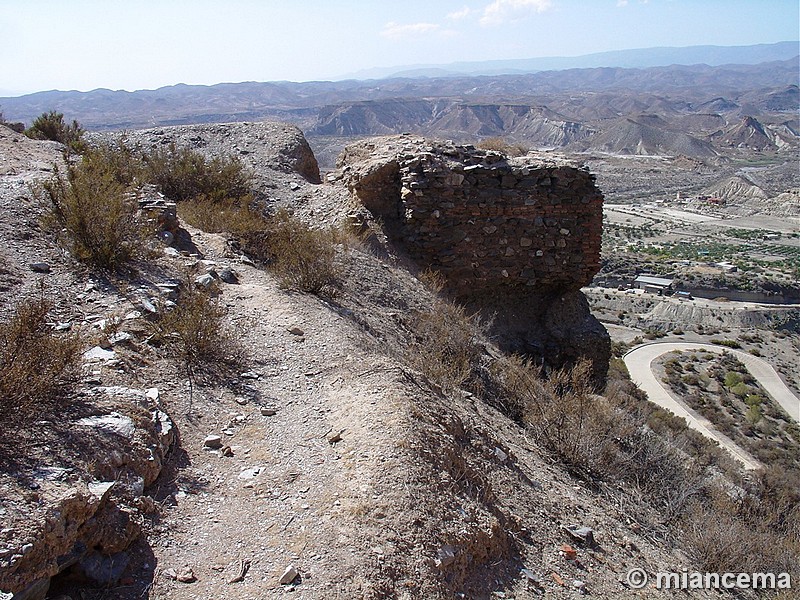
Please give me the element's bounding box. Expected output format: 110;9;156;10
0;120;796;599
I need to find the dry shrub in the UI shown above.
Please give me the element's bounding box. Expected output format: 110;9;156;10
149;284;241;372
180;198;340;296
250;211;341;294
696;465;800;576
177;195;267;235
36;148;151;271
407;299;483;394
0;297;83;430
492;355;698;499
493;357;621;474
477;137;528;157
144;143;251;203
683;480;800;578
85;138;148;187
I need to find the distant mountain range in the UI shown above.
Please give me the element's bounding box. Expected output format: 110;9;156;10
342;41;799;79
1;42;797;162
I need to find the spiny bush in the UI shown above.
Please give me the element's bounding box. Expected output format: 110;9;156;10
24;110;86;153
144;143;251;204
36;147;150;271
148;283;241;373
0;297;83;430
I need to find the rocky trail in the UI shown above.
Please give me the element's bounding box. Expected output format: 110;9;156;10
0;122;793;599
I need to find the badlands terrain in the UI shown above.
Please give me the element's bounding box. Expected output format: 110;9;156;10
0;44;798;600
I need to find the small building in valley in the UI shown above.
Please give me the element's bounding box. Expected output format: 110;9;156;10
634;275;674;294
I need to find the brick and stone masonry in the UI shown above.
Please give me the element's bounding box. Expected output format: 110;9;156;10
338;136;610;380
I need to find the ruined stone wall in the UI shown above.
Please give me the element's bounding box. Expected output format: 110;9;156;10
341;137;603;297
339;136;610;380
400;153;602;295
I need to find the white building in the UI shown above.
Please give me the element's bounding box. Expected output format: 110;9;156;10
634;275;674;293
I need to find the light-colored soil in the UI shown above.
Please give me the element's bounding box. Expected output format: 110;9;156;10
0;125;784;599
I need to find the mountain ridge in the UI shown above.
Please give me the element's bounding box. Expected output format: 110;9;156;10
342;40;799;80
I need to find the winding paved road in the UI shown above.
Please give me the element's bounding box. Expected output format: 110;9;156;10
623;342;800;471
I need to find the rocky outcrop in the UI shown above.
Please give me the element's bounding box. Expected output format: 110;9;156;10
337;136;610;379
0;388;175;598
93;121;321;185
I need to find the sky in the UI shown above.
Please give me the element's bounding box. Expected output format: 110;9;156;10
1;0;798;96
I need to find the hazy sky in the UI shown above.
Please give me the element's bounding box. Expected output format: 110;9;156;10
1;0;798;96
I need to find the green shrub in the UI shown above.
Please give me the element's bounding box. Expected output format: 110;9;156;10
24;110;86;153
730;382;752;398
144;143;251;203
724;371;743;388
610;340;630;358
0;296;83;431
745;394;764;407
711;338;742;349
682;373;700;386
745;404;762;425
36;148;150;271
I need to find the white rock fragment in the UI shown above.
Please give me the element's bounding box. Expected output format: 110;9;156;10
76;413;136;439
238;466;262;480
83;346;116;362
203;435;223;449
87;481;115;500
279;564;299;585
194;273;215;287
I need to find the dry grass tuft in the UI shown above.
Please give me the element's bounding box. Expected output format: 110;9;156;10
406;299;484;394
477;137;528;157
177;195;266;235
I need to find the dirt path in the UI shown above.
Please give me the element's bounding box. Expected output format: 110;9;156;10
623;342;800;470
142;230;416;598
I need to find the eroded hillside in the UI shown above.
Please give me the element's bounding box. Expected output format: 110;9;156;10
0;123;797;600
